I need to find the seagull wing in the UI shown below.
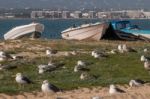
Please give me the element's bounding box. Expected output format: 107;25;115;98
22;76;33;84
116;88;125;93
49;84;60;92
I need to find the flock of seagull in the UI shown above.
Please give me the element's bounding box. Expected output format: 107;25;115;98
0;43;150;99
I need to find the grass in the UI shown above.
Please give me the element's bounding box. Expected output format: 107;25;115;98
0;39;150;94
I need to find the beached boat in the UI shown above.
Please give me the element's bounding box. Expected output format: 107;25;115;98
111;20;150;39
4;22;44;40
61;22;110;41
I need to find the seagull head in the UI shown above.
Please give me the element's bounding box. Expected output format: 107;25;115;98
129;80;135;87
16;73;22;77
110;84;116;89
43;80;49;84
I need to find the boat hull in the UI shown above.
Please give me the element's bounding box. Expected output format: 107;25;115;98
4;23;44;40
122;29;150;39
61;23;109;41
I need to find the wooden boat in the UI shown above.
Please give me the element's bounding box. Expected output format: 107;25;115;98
4;22;44;40
61;22;109;41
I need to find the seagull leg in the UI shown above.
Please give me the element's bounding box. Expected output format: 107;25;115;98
22;84;25;90
18;84;21;90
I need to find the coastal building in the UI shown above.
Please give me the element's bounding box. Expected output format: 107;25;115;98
88;11;96;18
97;11;111;19
82;12;89;18
70;11;82;19
125;10;145;19
142;11;150;19
31;11;45;18
62;11;70;19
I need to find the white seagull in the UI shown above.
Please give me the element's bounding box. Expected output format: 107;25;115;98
122;44;128;52
41;80;60;96
77;60;86;66
80;72;89;80
129;79;144;87
117;44;124;53
144;48;148;53
144;60;150;71
141;55;147;62
15;73;33;88
91;50;97;56
109;84;125;94
74;65;83;72
38;64;56;74
46;49;52;57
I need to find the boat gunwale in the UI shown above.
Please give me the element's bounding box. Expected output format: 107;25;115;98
61;22;107;34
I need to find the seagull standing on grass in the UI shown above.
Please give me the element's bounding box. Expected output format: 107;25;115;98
80;72;89;80
0;51;6;62
77;60;86;66
41;80;60;97
144;48;148;53
38;64;56;74
141;55;147;62
144;60;150;71
91;50;97;56
15;73;33;89
46;49;53;57
117;44;123;53
74;65;83;72
122;44;128;52
109;84;125;94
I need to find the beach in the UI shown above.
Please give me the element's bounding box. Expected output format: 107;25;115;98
0;84;150;99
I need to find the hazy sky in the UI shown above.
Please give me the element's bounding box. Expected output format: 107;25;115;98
0;0;149;10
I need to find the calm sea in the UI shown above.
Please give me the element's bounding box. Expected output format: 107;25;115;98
0;19;150;39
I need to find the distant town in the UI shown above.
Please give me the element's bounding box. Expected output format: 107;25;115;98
1;8;150;19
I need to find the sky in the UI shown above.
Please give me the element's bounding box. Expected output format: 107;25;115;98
0;0;149;10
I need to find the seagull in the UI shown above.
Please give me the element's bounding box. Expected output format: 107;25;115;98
77;60;86;66
41;80;60;97
93;53;100;59
0;56;6;62
80;72;89;80
15;73;33;88
0;51;5;57
46;49;52;57
46;48;57;56
110;49;117;54
144;60;150;71
38;64;56;74
129;79;145;87
74;65;89;72
117;44;123;53
74;65;82;72
144;48;148;53
10;55;23;60
141;55;147;62
109;84;125;94
91;50;97;56
71;50;77;55
122;44;128;52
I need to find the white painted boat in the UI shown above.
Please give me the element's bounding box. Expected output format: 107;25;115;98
4;22;44;40
61;22;109;41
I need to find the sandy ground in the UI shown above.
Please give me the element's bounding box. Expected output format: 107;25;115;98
0;84;150;99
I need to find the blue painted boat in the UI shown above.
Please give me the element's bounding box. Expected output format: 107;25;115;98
111;20;150;39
